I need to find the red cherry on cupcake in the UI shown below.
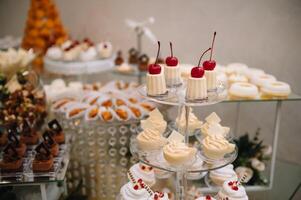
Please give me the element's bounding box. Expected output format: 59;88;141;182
191;47;211;78
203;32;217;71
148;41;162;75
205;195;212;200
165;42;178;66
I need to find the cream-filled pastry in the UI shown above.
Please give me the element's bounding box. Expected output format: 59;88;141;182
228;82;259;100
164;42;182;87
209;164;238;186
163;141;197;166
137;129;167;151
176;108;203;135
201;112;230;137
250;74;276;88
146;42;167;96
120;182;150;200
217;180;249;200
129;163;156;187
141;108;167;134
261;81;291;99
202;135;235;159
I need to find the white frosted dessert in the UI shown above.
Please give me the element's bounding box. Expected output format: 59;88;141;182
79;46;97;61
228;74;248;85
250;74;276;88
137;129;167;151
244;68;265;79
226;63;248;75
261;81;291;98
120;182;150;200
164;64;181;87
186;76;207;100
228;82;259;100
176;107;203;135
163;141;197;166
209;164;238;186
217;180;248;200
147;72;167;96
201;112;230;138
141;108;167;134
148;192;169;200
196;195;216;200
129;163;156;187
202;135;235;159
97;42;112;58
205;70;217;91
46;46;63;60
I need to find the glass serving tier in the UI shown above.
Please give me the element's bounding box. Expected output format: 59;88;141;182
130;135;237;173
137;82;226;106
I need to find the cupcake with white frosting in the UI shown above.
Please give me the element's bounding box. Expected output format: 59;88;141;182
136;129;167;151
217;180;248;200
97;41;112;58
141;108;167;134
176;108;203;135
119;182;150;200
209;164;238;186
202;135;235;160
129;163;156;187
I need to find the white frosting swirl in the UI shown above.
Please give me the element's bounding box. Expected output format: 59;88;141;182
210;164;238;185
141;109;167;134
218;181;248;200
129;163;155;187
163;142;197;165
120;182;150;200
202;135;235;159
46;47;62;60
176;108;203;134
137;129;167;151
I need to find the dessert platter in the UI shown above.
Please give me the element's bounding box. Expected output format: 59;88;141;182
125;33;247;200
44;39;115;75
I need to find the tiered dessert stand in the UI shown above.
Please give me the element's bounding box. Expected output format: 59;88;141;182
130;82;238;200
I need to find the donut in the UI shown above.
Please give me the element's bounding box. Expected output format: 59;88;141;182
228;82;259;100
228;74;248;86
226;63;248;75
250;74;276;88
245;68;265;79
261;81;291;99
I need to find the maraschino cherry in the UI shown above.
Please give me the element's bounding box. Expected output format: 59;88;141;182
203;32;217;71
165;42;178;66
148;41;162;74
191;48;211;78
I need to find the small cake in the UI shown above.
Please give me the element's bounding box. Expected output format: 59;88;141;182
209;164;238;186
203;32;218;91
176;107;203;135
163;141;197;166
164;42;181;87
217;180;249;200
148;192;169;200
201;112;230;138
128;48;139;64
48;119;65;144
136;129;167;151
43;131;59;157
129;163;156;187
97;42;112;59
140;108;167;134
138;54;150;71
79;46;97;61
119;181;150;200
19;120;40;145
228;82;259;100
186;48;211;100
46;46;63;60
250;74;276;88
8;132;27;157
0;144;23;171
146;42;167;96
244;68;265;79
261;81;291;99
115;50;124;65
202;135;235;159
32;143;54;172
195;195;216;200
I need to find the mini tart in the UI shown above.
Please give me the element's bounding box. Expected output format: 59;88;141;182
20;132;40;145
100;110;113;121
32;156;54;172
163;142;197;166
228;82;259;100
116;98;126;106
0;158;23;171
115;108;128;120
202;135;235;159
101;99;113;107
129;106;141;118
261;81;291;99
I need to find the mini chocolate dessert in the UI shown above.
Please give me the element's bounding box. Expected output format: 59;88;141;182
138;54;150;71
19;120;39;145
48;119;65;144
128;48;139;64
8;131;27;157
0;127;8;146
43;131;59;157
0;143;23;171
32;143;54;172
114;50;124;66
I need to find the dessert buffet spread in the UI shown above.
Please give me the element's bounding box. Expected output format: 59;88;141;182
44;39;115;75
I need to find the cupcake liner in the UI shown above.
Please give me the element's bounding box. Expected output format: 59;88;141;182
84;105;99;121
98;107;115;122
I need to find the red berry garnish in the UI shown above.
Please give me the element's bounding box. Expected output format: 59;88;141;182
138;178;143;183
228;181;233;186
232;186;238;191
154;194;159;200
205;195;211;200
190;48;211;78
133;184;139;190
141;165;146;170
148;41;162;75
149;167;153;170
159;192;164;197
203;32;217;71
140;183;145;188
165;42;178;67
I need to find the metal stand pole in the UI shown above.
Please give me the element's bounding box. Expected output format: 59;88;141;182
269;101;282;189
